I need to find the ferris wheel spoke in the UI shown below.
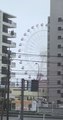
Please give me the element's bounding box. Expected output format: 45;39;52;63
18;24;47;79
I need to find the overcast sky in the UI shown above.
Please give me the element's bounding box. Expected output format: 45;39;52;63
0;0;50;40
0;0;50;80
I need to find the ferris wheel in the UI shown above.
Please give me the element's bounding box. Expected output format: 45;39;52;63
18;24;47;80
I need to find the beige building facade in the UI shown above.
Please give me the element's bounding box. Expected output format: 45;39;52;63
10;87;38;110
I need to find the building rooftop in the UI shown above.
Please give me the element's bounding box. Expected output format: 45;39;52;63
0;10;16;18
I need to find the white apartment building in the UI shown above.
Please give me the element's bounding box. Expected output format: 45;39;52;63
47;0;63;105
0;10;16;94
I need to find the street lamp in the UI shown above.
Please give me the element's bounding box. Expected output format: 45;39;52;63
35;63;39;80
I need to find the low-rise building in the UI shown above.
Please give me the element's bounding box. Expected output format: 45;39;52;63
39;80;48;99
10;87;38;111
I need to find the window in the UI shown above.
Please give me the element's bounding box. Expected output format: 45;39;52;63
2;56;8;64
61;64;63;68
12;103;15;110
61;83;63;88
57;71;61;75
13;89;21;91
58;45;61;48
1;67;7;74
27;96;32;100
3;25;8;33
9;90;12;93
58;36;61;39
18;49;21;52
42;89;44;93
48;52;50;57
24;96;27;100
57;90;60;93
15;96;20;98
18;98;20;100
62;75;63;80
31;80;38;91
58;53;61;57
11;72;15;77
61;93;63;97
57;80;61;85
2;46;7;53
58;27;61;30
58;17;62;22
57;100;61;104
57;63;61;66
1;77;7;85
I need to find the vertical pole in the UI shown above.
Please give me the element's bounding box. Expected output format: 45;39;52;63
20;78;24;120
37;64;39;102
38;79;39;100
1;89;6;120
52;101;54;115
43;114;45;120
35;63;39;100
7;50;10;120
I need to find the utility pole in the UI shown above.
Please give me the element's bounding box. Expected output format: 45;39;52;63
7;50;10;120
1;88;6;120
35;63;39;99
20;78;24;120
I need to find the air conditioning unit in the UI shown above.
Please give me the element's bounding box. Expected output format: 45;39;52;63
11;30;14;35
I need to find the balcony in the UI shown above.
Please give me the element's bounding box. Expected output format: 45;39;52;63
2;38;11;44
2;46;8;54
1;67;7;75
2;46;12;56
2;38;16;48
10;42;16;48
10;52;16;58
2;56;8;64
1;77;7;85
2;30;16;38
3;18;16;28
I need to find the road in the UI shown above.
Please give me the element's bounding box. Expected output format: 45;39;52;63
2;116;63;120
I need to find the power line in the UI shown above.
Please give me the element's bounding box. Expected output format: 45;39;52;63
0;52;63;57
0;58;63;64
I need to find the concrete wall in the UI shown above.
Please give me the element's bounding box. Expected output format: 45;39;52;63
47;0;63;103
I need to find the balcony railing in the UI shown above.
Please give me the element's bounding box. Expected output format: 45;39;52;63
2;39;11;44
2;46;8;54
2;56;8;64
3;30;16;38
10;42;16;48
10;52;16;58
9;31;16;38
1;67;7;75
8;20;16;26
3;18;16;27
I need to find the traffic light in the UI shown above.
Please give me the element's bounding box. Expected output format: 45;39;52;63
31;79;38;91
